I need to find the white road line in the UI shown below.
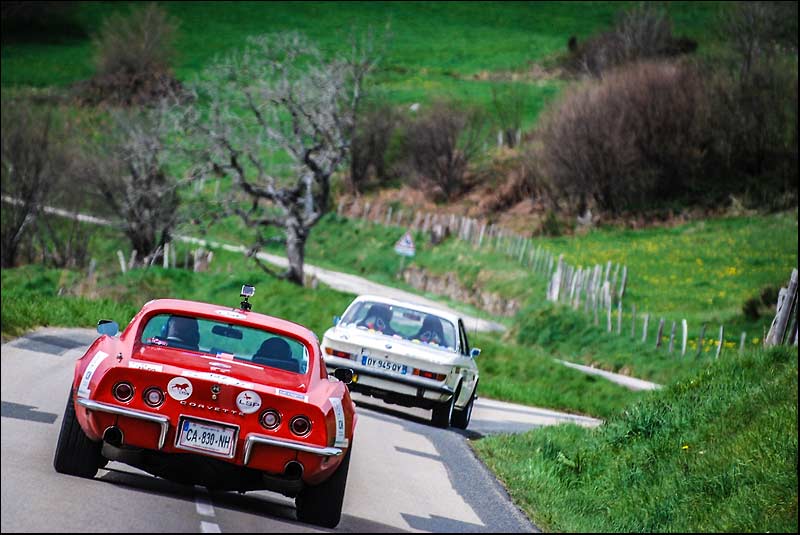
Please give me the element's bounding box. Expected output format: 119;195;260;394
195;494;215;517
200;520;221;533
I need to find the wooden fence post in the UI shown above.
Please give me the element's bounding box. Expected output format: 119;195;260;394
766;268;798;346
163;242;170;269
655;318;665;348
696;323;706;357
739;331;747;352
642;313;650;343
117;250;127;274
681;319;688;356
618;265;628;300
668;321;676;353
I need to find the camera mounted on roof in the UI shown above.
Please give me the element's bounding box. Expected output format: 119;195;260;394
240;284;255;311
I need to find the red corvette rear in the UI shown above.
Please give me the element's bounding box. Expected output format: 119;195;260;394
53;286;357;528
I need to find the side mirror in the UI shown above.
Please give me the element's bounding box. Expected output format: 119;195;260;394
333;315;341;327
470;347;481;358
97;320;119;337
333;367;354;385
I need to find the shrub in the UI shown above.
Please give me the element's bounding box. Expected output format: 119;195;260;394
0;100;91;268
349;100;400;194
564;3;697;77
2;101;56;267
81;3;181;106
706;56;798;209
539;60;713;214
399;100;489;202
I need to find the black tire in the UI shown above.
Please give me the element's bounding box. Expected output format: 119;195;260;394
295;443;353;528
431;393;455;428
53;389;103;478
452;388;476;430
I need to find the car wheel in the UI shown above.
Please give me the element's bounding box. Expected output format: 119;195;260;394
53;389;104;478
452;388;476;430
431;392;456;428
295;443;353;528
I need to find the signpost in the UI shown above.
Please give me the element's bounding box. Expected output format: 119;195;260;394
394;232;416;257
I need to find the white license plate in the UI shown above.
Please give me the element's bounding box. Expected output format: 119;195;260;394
362;355;408;375
177;418;236;457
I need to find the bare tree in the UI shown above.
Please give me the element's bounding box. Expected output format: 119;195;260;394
719;1;798;79
566;3;697;78
79;102;183;266
1;101;59;268
349;99;399;194
402;99;489;201
188;31;379;285
81;2;182;106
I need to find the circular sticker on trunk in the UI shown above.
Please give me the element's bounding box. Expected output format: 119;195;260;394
167;377;193;400
236;390;262;414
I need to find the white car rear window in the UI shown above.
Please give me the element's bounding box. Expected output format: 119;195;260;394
340;301;457;351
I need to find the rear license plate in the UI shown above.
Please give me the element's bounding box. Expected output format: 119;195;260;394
177;418;236;457
361;355;408;375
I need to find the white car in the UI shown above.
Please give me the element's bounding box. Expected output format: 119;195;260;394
320;295;480;429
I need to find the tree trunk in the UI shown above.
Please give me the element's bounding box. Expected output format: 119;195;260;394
285;218;307;285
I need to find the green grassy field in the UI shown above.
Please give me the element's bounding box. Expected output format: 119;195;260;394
2;1;727;126
472;345;798;532
264;210;797;383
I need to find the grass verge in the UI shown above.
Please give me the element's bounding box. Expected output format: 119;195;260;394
471;345;798;532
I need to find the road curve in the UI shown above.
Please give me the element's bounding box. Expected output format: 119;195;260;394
1;328;600;533
180;236;507;334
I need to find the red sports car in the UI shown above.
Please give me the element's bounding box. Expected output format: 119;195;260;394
53;285;357;528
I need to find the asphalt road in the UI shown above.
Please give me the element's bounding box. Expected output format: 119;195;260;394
1;328;601;533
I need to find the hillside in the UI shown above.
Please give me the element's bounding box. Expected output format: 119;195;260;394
473;345;798;532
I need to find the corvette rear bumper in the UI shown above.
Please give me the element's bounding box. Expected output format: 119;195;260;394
77;398;170;449
78;398;343;466
243;434;342;465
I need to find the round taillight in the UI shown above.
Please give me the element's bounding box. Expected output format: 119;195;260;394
260;409;281;430
113;382;134;402
289;415;311;437
143;387;165;407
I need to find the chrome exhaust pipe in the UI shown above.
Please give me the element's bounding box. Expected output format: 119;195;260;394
284;461;304;480
103;426;124;447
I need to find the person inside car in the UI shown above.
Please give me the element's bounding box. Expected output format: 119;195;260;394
414;315;445;346
252;336;299;373
162;315;200;351
357;303;396;335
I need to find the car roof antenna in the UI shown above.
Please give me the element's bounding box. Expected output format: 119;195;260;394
240;284;255;312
